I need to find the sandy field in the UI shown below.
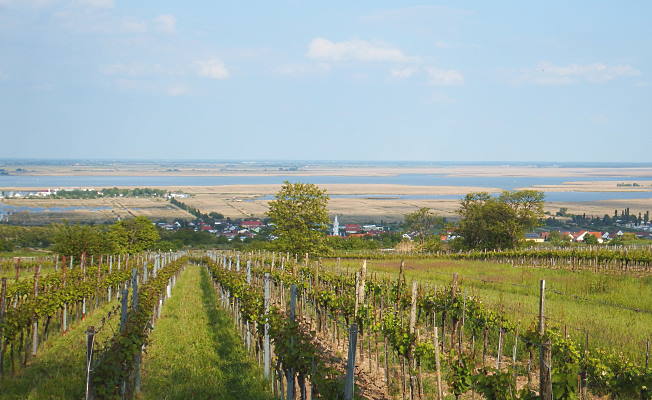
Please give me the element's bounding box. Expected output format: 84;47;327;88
518;180;652;192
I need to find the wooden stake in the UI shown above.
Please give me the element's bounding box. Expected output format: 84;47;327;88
0;278;7;377
344;323;358;400
539;280;552;400
433;324;443;400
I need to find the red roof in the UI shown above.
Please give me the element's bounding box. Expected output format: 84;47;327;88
241;220;263;228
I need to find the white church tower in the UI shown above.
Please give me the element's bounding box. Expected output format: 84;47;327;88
332;215;340;236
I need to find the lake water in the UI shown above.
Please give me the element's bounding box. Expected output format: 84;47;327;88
2;173;652;188
1;174;652;203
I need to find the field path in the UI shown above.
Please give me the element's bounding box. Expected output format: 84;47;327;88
140;266;272;400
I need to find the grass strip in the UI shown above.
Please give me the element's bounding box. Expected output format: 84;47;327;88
140;266;272;400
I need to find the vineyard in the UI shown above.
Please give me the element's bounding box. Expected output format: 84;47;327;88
331;246;652;273
0;249;650;399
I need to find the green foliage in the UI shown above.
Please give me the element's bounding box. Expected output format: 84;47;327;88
0;225;53;249
473;368;518;400
267;182;330;255
50;187;167;199
583;233;599;245
93;257;187;399
447;355;473;398
51;217;159;257
109;216;160;253
547;230;570;244
404;207;445;245
51;223;113;258
198;256;342;397
456;190;544;250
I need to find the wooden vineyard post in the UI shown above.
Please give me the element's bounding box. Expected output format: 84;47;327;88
85;326;96;400
263;273;271;381
496;328;503;369
433;324;443;400
580;331;588;399
409;281;418;399
107;257;112;302
539;279;552;400
32;266;40;356
344;323;358;400
0;278;6;377
286;284;297;400
120;289;128;332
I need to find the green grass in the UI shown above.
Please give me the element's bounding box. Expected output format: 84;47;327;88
140;266;273;400
325;257;652;362
0;250;51;258
0;301;120;400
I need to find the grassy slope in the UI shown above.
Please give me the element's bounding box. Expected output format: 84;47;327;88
0;301;120;400
326;258;652;361
140;266;272;400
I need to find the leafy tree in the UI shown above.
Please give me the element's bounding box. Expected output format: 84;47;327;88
547;230;569;245
52;224;110;259
0;238;14;252
267;181;329;255
455;190;544;250
109;216;160;253
404;207;445;244
583;233;599;245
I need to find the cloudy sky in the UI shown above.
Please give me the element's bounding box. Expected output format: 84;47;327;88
0;1;650;161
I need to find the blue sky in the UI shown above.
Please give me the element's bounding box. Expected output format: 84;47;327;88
0;1;650;161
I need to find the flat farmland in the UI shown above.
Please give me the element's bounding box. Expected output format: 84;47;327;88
323;257;652;362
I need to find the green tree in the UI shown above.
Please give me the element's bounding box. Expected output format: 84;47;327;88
267;181;329;255
52;224;110;259
547;230;569;245
583;233;599;245
455;190;544;250
404;207;445;245
109;216;160;253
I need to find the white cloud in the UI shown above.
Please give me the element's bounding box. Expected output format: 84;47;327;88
390;66;419;79
75;0;113;8
153;14;176;34
425;67;464;86
519;62;640;85
167;84;189;96
195;59;229;79
307;38;412;63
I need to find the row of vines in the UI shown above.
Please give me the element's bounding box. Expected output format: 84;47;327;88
0;252;173;378
331;246;652;273
208;250;650;399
